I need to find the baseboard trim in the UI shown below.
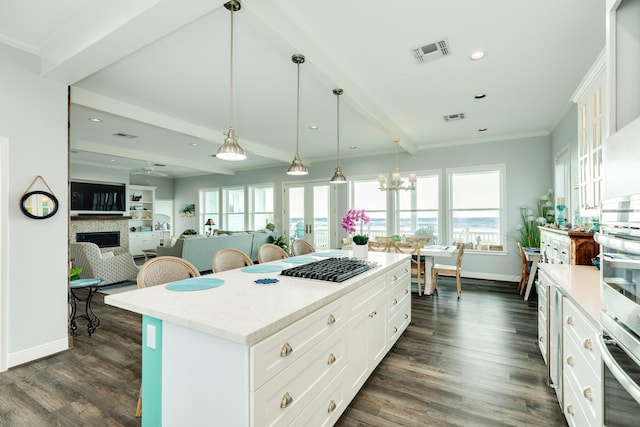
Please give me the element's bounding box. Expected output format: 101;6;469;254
8;338;68;368
461;271;519;283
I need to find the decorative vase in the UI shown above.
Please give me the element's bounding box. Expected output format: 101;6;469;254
352;244;368;259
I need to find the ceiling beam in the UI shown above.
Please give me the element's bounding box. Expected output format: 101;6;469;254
40;0;227;84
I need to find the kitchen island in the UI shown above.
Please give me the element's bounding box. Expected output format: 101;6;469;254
105;250;411;426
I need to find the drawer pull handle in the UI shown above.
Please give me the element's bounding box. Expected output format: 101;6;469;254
393;298;398;305
393;326;398;333
583;338;592;350
327;314;336;325
327;353;336;365
280;343;293;357
328;400;337;413
280;392;293;408
404;288;409;294
566;356;574;366
583;387;593;401
539;336;544;343
404;313;409;320
566;404;574;416
566;316;573;325
393;275;398;281
539;305;543;312
368;311;377;318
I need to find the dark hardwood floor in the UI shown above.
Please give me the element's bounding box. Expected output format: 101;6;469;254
0;277;566;426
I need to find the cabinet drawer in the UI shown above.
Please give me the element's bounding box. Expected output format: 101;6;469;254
538;316;547;363
251;299;345;390
291;366;347;427
252;325;347;427
387;262;410;288
563;299;600;377
388;299;410;346
563;366;600;427
388;280;410;318
564;333;601;425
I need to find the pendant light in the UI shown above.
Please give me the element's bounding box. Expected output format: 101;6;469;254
216;0;246;161
287;54;308;175
330;88;347;183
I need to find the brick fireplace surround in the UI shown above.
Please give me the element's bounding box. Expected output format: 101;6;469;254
70;216;131;254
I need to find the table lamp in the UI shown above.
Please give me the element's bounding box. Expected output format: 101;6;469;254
205;218;215;235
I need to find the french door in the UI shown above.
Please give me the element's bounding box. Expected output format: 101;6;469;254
283;182;332;250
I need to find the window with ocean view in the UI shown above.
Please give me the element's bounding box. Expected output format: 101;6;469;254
398;172;440;242
248;184;274;231
199;188;220;235
222;186;245;231
449;165;504;250
350;177;388;239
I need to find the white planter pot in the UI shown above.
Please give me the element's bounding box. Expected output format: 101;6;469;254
352;244;368;259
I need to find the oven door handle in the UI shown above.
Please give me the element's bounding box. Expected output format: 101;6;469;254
595;232;640;254
597;334;640;404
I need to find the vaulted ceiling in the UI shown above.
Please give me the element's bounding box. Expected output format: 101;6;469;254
0;0;605;177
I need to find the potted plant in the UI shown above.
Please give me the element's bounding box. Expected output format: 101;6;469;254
268;234;290;254
341;209;370;258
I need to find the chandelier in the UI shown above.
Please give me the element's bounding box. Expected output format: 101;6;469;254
378;140;416;191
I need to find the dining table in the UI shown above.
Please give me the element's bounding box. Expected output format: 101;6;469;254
419;245;458;295
523;247;542;301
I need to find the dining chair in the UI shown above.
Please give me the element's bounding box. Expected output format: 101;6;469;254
391;242;425;295
291;239;315;256
431;242;465;298
368;240;390;252
517;242;530;295
258;244;289;263
134;255;200;416
136;256;200;288
374;236;391;242
212;248;253;273
406;236;432;246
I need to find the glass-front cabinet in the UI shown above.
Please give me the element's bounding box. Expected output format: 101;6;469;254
574;54;605;217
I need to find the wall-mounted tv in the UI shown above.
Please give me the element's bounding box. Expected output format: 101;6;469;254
71;181;126;214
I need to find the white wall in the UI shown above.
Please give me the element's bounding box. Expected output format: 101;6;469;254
0;44;69;367
174;135;554;282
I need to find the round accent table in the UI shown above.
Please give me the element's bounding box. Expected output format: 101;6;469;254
69;278;104;336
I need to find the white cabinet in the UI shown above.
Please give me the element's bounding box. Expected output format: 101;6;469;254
128;231;161;257
537;280;548;364
574;56;605;217
562;298;602;427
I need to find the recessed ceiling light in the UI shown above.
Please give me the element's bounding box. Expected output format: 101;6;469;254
478;128;488;132
88;117;102;123
470;51;486;60
474;93;487;99
309;125;319;130
109;159;117;162
190;143;199;147
349;145;357;150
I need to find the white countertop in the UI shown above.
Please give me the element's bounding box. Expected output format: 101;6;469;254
105;250;408;346
539;263;602;323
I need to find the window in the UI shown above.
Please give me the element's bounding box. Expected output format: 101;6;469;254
350;177;388;239
199;188;220;235
222;186;245;231
248;184;274;230
448;165;504;250
397;172;440;242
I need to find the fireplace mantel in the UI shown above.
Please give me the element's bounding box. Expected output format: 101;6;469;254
71;216;132;221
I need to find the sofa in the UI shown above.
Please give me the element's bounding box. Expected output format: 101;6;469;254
155;231;275;272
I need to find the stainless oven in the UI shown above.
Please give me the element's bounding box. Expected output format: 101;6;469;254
595;194;640;425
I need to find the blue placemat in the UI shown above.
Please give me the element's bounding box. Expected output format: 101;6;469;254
312;251;343;257
286;257;316;264
165;277;224;291
240;264;284;273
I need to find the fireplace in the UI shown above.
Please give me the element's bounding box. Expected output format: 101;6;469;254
76;231;121;248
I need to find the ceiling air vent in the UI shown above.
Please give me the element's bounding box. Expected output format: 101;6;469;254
112;132;137;139
412;38;451;65
443;113;465;122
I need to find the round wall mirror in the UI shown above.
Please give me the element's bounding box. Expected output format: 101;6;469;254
20;190;59;219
